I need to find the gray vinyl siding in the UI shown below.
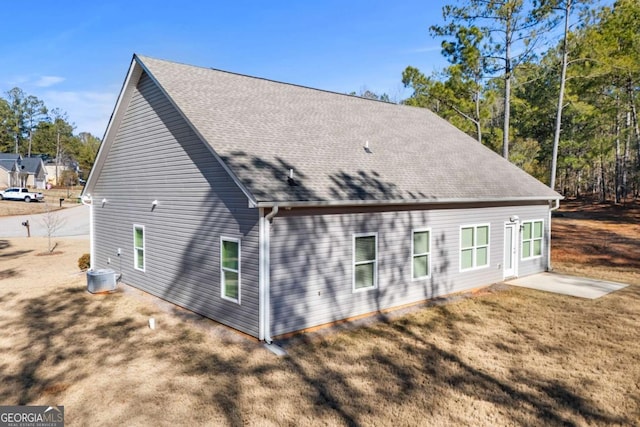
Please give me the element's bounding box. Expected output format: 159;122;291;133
91;72;260;337
269;203;550;336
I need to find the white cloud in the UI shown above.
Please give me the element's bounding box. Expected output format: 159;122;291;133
1;74;64;91
41;89;118;137
3;75;30;87
404;45;442;54
35;75;65;87
35;75;65;88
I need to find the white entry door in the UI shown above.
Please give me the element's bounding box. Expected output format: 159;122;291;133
504;223;518;278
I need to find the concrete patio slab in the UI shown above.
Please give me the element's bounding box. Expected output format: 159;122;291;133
507;272;628;299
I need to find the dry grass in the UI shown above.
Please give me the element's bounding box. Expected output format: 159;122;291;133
0;187;84;217
553;200;640;285
0;200;639;426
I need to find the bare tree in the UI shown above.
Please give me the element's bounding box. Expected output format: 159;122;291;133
41;202;64;253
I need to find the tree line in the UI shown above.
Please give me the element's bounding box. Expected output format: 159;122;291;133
0;87;100;180
401;0;639;202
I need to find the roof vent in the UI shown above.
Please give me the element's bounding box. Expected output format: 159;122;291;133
287;168;297;187
364;140;372;154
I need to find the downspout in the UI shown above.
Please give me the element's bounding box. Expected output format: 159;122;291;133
260;204;279;343
81;195;95;271
548;199;560;272
265;204;279;222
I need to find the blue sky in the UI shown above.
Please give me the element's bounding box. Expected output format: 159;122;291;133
1;1;450;137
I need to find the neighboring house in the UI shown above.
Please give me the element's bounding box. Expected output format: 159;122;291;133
0;154;47;189
45;164;70;186
83;55;562;341
18;157;47;189
0;154;19;188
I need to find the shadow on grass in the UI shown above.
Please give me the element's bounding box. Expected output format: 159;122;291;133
278;289;631;426
0;274;265;425
388;314;624;426
557;199;640;224
0;287;140;405
553;220;640;269
0;239;33;260
0;278;635;426
0;269;18;280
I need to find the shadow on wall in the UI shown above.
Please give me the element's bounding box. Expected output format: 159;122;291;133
139;78;454;338
220;153;456;337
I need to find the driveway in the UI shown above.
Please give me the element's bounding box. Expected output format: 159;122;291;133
0;204;89;237
507;272;628;299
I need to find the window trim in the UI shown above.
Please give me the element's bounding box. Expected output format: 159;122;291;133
411;228;431;281
459;223;491;272
352;232;378;293
521;219;544;260
220;236;241;304
133;224;145;272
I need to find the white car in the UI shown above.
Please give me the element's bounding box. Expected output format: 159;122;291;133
0;187;45;202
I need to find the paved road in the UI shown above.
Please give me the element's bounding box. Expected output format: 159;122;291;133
0;204;89;237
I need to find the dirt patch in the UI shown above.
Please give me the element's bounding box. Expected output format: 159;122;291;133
0;201;638;426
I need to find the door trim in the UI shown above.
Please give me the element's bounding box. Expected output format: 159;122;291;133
504;221;518;279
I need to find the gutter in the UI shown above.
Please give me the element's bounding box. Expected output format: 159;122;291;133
255;195;562;209
260;204;279;343
80;195;95;271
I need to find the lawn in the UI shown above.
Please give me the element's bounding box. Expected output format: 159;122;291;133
0;187;83;217
0;200;638;426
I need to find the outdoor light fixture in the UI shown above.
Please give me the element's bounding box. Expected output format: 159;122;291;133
101;198;107;207
510;215;519;222
151;200;158;211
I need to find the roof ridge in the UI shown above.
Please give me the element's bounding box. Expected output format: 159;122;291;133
134;53;403;108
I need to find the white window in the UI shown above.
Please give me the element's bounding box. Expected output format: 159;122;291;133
133;225;145;271
412;229;431;280
353;233;377;291
221;237;241;303
521;220;543;259
460;224;490;271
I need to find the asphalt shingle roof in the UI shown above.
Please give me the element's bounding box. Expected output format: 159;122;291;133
0;159;16;172
136;55;560;205
18;158;42;174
